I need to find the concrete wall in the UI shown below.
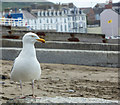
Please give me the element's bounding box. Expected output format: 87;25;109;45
87;27;102;34
1;48;119;68
1;25;28;37
1;25;105;43
1;39;119;51
107;39;120;44
44;32;104;43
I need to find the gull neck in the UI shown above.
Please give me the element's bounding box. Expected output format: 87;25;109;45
19;42;36;58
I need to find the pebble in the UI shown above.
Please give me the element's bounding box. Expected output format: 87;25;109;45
0;75;7;79
68;89;75;93
0;81;5;84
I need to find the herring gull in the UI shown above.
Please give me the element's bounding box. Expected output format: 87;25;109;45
10;32;45;97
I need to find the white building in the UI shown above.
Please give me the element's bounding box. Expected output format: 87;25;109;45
100;9;120;37
34;8;87;33
1;7;87;33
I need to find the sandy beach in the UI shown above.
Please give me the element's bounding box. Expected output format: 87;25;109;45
0;60;119;103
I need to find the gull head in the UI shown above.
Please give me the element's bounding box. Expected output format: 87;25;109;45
22;32;45;44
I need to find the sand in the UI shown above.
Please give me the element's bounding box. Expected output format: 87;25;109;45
0;60;119;103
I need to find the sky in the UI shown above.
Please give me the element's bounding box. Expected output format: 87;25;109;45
1;0;48;2
1;0;120;8
48;0;120;8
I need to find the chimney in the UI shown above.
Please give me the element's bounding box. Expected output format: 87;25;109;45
105;0;112;9
109;0;112;4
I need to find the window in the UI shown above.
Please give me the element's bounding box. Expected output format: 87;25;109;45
79;16;81;20
79;10;81;14
56;24;58;30
51;19;53;23
40;19;41;23
65;25;67;31
51;12;53;16
43;12;45;16
27;20;29;24
76;10;78;14
95;14;100;20
34;20;36;24
64;10;66;14
83;23;86;28
61;25;63;31
47;12;49;16
82;16;85;20
55;11;57;16
68;17;72;21
68;23;71;28
47;19;49;23
77;16;79;20
41;12;43;16
39;12;41;16
68;17;69;21
34;13;37;16
64;18;66;23
74;17;76;21
59;11;62;15
71;10;74;14
76;23;78;27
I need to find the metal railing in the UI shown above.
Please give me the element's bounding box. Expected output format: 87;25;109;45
0;18;26;27
0;18;56;31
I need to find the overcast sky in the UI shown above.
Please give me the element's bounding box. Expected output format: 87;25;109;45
1;0;120;8
48;0;120;8
1;0;48;2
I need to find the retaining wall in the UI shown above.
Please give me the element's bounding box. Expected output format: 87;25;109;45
1;48;119;67
1;25;105;43
44;32;105;43
1;39;119;51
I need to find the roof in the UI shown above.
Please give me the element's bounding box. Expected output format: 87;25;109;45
81;8;92;14
4;13;23;19
113;9;120;15
22;10;37;19
112;2;120;6
94;3;106;8
101;9;120;15
93;8;104;14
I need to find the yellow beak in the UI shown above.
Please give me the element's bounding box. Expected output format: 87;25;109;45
36;38;45;43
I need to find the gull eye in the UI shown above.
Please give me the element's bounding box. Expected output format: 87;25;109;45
32;35;35;37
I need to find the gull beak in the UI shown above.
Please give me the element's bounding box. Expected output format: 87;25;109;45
36;38;45;43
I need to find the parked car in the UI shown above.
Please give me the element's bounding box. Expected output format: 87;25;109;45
110;36;120;39
106;36;120;39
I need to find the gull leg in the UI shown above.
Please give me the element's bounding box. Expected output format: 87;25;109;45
20;80;23;96
32;80;35;97
31;80;41;99
15;81;26;99
19;80;26;99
